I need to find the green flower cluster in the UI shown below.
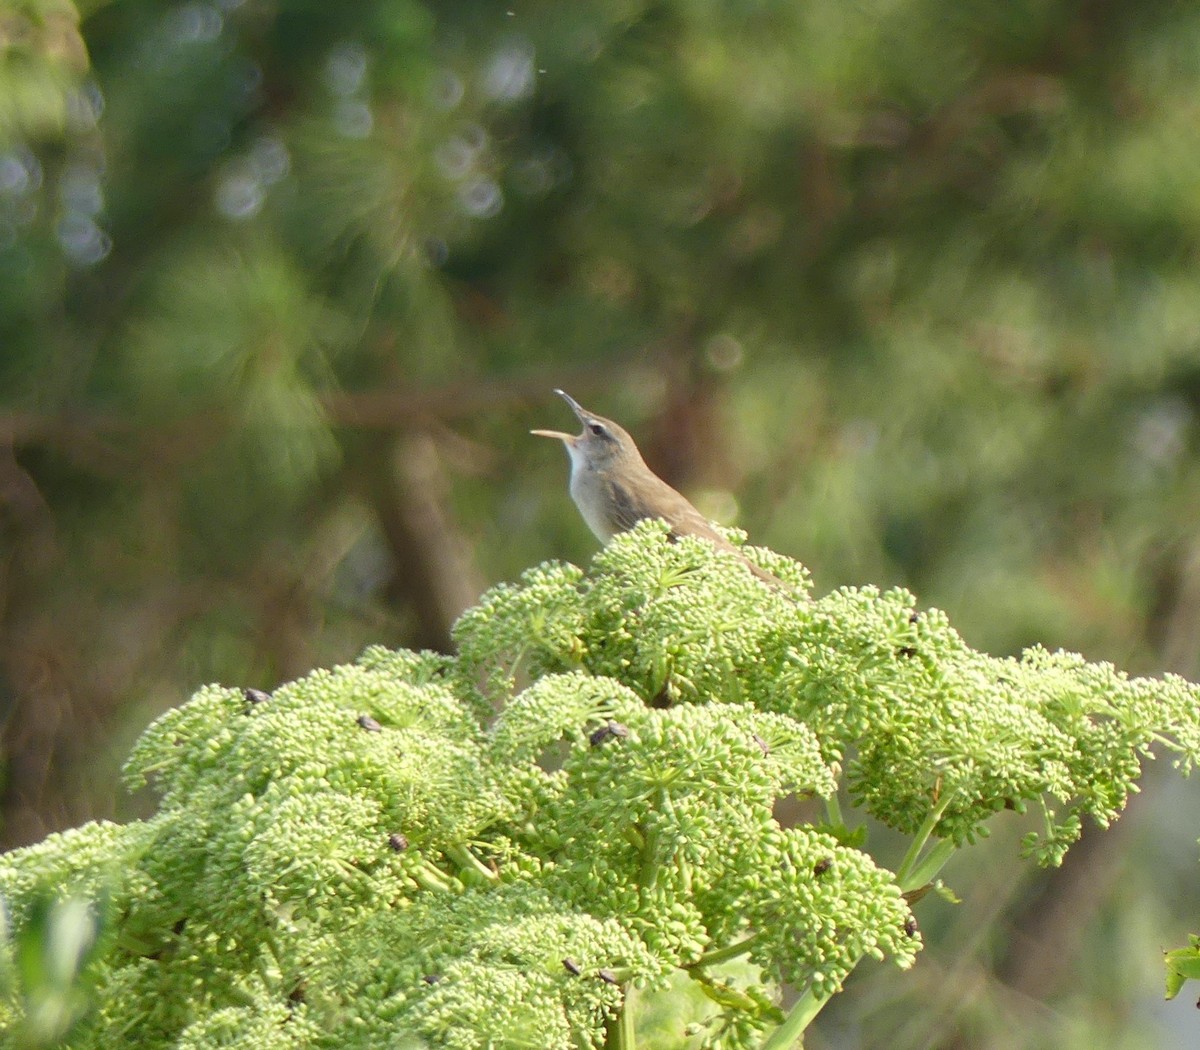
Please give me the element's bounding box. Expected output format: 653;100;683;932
1;521;1196;1049
459;521;1200;864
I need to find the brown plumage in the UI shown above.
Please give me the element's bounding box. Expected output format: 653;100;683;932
532;390;783;587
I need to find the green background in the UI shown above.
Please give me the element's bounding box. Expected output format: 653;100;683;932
2;0;1199;1045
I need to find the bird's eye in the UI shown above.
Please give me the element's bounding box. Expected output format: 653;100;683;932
589;423;606;436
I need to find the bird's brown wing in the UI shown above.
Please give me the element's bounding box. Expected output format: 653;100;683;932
603;473;715;536
605;472;786;588
602;476;650;534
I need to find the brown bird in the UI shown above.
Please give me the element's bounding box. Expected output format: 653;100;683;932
532;389;782;587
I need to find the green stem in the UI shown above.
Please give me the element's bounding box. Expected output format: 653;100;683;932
507;641;532;685
895;790;955;891
687;933;760;970
1149;730;1181;753
604;985;638;1050
411;862;455;894
760;983;827;1050
620;985;637;1049
904;837;957;893
1041;797;1058;840
639;825;661;889
445;843;499;884
823;792;844;828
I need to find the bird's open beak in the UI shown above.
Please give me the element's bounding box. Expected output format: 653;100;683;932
552;389;589;422
530;428;576;444
530;389;588;444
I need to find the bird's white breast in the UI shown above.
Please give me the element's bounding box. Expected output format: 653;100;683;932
565;445;613;542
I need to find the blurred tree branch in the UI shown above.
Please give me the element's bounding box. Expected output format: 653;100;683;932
0;367;641;448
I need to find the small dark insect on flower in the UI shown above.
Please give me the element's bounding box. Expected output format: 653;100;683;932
243;688;271;706
752;733;770;756
357;714;383;732
904;917;919;938
388;833;409;852
562;958;582;976
813;858;833;877
589;720;630;746
422;974;442;985
287;980;307;1006
896;646;917;658
597;969;619;985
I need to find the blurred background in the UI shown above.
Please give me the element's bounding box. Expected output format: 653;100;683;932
2;0;1200;1046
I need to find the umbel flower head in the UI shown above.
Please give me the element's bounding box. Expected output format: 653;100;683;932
0;520;1196;1049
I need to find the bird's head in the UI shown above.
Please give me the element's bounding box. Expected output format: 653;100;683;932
531;390;643;475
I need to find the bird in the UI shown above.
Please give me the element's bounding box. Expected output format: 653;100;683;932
531;389;783;587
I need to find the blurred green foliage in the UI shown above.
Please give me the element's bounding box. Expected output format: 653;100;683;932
2;0;1200;1046
0;0;88;145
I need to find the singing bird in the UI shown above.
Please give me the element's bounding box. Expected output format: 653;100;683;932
532;389;782;587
